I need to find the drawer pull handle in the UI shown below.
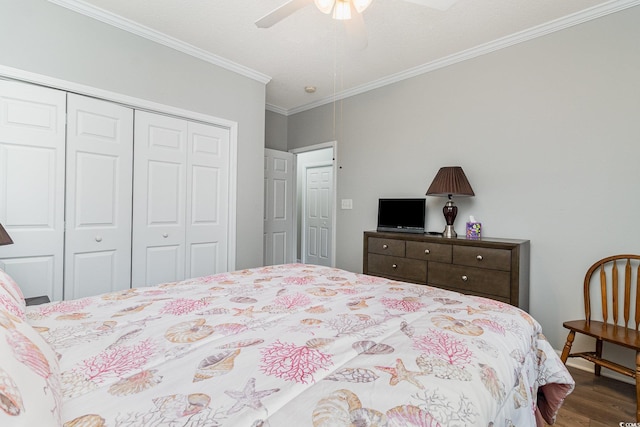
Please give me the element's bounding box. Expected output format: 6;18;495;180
382;244;388;249
424;249;430;254
461;275;468;281
95;236;102;242
163;233;169;238
476;255;483;261
392;264;398;269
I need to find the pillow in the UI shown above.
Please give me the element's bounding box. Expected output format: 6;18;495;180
0;309;62;426
0;269;25;318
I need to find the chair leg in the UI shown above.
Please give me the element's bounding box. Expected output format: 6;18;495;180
595;339;603;376
636;351;640;422
560;331;575;363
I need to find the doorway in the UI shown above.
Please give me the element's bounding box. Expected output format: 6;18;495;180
263;142;336;267
292;142;336;267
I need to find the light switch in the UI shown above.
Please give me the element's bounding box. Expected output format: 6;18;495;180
341;199;353;209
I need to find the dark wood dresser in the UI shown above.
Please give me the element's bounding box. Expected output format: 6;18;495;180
363;231;530;310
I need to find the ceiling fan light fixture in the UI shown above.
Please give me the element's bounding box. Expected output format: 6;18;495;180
314;0;334;14
332;0;352;20
353;0;372;13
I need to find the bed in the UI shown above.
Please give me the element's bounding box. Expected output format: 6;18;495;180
0;263;573;426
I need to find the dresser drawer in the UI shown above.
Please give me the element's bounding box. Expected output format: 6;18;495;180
453;246;511;271
406;241;452;263
367;253;427;283
368;237;405;257
428;262;511;298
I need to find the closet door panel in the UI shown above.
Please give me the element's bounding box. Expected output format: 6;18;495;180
4;146;56;226
146;245;181;285
0;81;66;300
65;94;133;299
189;242;219;278
186;122;229;277
70;251;116;298
133;111;187;287
148;161;182;223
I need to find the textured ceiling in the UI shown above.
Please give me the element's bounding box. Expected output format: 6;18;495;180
50;0;634;114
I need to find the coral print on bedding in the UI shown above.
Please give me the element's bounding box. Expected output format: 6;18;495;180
23;264;573;426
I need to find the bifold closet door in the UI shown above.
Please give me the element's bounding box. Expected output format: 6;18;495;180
0;80;66;300
186;121;229;278
64;94;133;299
132;111;230;287
133;111;187;287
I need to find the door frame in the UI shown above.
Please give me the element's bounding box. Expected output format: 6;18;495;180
290;141;337;267
0;64;238;272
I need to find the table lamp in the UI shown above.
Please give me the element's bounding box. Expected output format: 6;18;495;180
426;166;474;238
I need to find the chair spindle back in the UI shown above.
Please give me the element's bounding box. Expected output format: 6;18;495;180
584;255;640;331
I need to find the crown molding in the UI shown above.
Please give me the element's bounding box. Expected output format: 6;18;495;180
47;0;271;85
265;103;290;116
47;0;639;116
283;0;640;116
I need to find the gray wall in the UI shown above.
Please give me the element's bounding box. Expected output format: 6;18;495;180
265;109;288;151
0;0;266;268
285;5;640;365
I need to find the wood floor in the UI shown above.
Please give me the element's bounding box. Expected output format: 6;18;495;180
554;366;636;426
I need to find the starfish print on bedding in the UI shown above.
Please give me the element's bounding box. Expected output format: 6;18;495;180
375;358;425;389
233;306;258;318
224;377;280;415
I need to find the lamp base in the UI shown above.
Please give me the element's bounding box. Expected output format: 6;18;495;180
441;198;458;238
442;224;457;238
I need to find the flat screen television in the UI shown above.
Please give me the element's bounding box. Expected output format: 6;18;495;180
377;198;426;234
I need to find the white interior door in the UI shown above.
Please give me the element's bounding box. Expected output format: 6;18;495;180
264;149;295;265
132;111;187;287
186;122;230;277
304;164;333;267
65;94;133;299
0;80;66;300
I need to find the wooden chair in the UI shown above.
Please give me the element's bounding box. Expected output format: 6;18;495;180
561;254;640;422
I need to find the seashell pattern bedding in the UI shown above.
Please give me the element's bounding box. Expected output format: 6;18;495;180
23;263;574;426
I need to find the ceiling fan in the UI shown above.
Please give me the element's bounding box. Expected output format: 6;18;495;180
255;0;458;49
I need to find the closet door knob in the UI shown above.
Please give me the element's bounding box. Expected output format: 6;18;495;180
476;255;483;261
461;275;468;281
424;249;430;254
162;233;169;238
95;236;102;242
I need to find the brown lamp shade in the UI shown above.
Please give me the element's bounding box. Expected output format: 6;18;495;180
0;223;13;246
426;166;475;197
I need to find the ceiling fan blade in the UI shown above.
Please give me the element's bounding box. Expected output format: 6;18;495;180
255;0;315;28
345;7;368;50
401;0;458;11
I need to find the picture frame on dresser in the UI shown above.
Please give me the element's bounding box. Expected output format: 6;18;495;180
363;231;530;310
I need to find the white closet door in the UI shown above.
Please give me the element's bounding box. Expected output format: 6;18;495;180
305;165;333;267
65;94;133;299
0;80;66;300
132;111;187;287
186;122;229;278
